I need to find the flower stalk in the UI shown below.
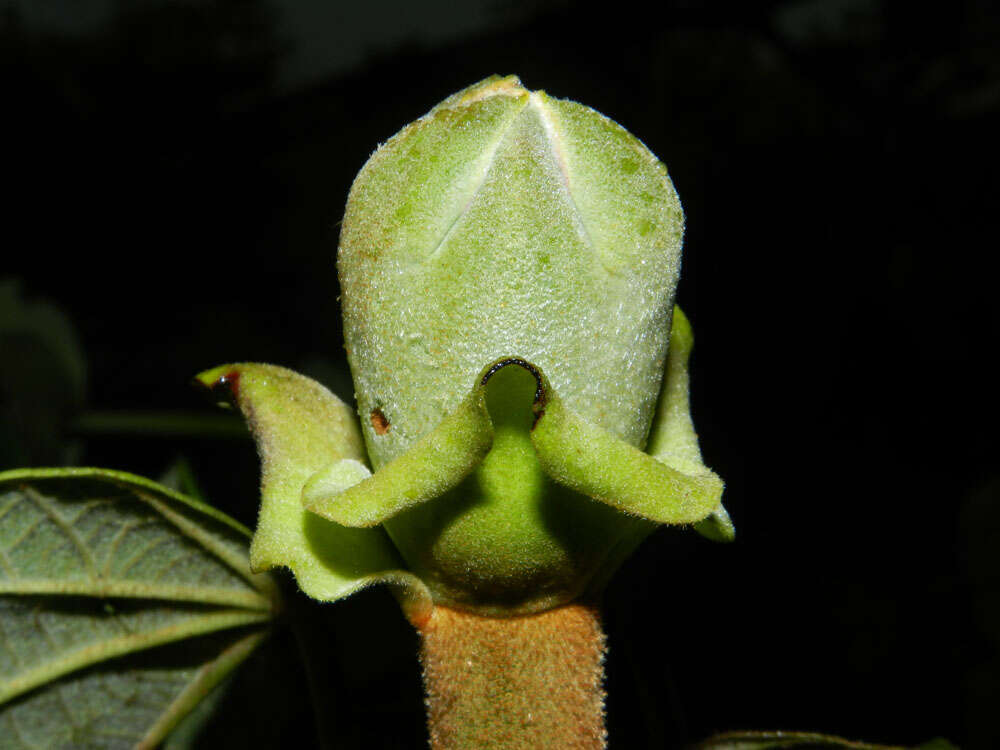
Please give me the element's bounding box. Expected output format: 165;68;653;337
420;604;606;749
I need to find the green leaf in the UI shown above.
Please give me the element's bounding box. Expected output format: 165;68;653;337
0;626;266;749
160;654;245;750
0;468;274;609
196;363;432;623
0;468;276;747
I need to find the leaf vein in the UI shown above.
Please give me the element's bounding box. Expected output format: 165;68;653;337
149;550;199;584
32;608;58;651
6;711;42;750
53;683;78;729
0;617;24;667
4;517;46;555
64;496;118;526
134;491;262;593
116;537;172;578
0;495;26;525
0;546;16;578
23;486;98;578
100;519;147;578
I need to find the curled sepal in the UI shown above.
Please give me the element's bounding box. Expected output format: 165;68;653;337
531;391;724;526
646;307;734;541
195;363;431;622
304;387;494;527
304;353;720;539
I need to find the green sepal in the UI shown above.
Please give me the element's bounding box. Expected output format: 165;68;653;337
693;503;735;542
303;353;721;534
302;459;373;519
647;307;734;541
303;384;493;527
531;391;724;526
576;307;732;589
195;364;431;622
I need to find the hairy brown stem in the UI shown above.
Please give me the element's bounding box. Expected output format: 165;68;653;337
418;603;607;749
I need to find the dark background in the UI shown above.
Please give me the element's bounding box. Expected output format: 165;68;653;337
2;0;998;747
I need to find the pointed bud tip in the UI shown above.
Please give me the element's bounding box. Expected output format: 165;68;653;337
431;74;527;114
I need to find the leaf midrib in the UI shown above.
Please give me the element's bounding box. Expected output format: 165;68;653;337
0;580;269;610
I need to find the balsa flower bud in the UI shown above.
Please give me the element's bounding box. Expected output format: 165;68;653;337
198;75;730;623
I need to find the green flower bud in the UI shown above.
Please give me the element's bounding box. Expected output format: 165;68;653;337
198;75;730;621
340;74;681;461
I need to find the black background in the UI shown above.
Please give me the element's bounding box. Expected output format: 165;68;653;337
3;1;998;747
